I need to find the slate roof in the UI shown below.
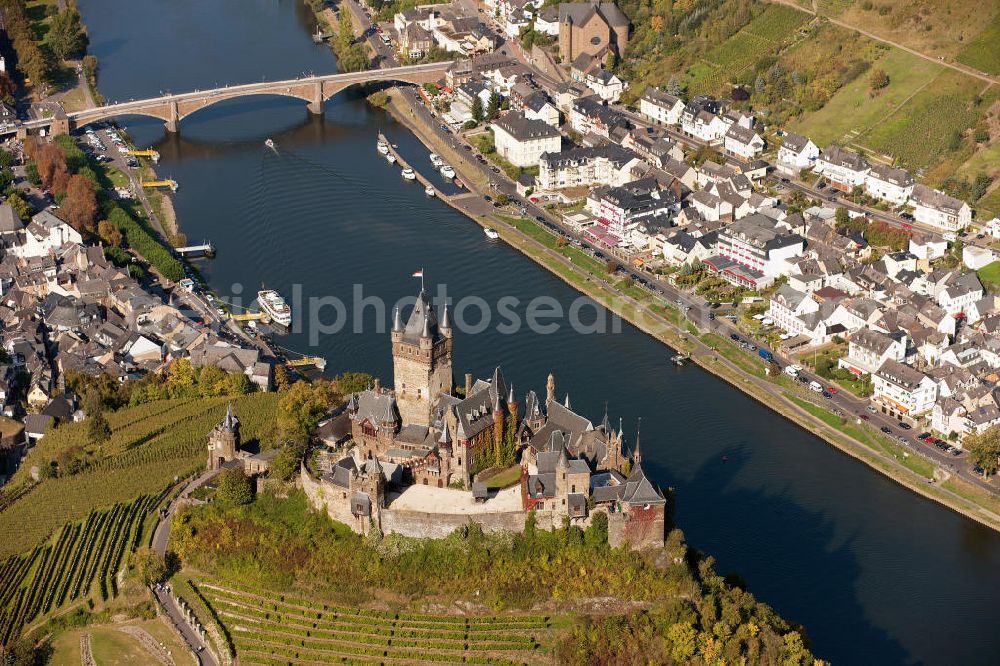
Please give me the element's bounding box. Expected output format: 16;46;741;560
620;462;665;505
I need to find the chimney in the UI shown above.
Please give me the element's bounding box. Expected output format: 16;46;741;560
464;373;472;396
373;377;381;393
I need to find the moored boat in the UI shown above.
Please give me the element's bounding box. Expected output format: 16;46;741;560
429;153;443;167
385;153;397;164
377;141;389;155
440;165;455;179
425;185;436;197
484;227;499;240
401;168;416;180
258;289;292;328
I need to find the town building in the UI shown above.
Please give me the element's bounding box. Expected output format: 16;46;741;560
704;214;805;289
490;113;562;167
814;146;869;191
537;144;637;190
557;2;629;62
776;133;819;175
864;164;914;206
909;184;973;232
639;87;684;126
723;123;765;161
872;359;937;421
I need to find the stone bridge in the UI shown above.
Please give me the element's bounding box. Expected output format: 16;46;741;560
58;61;452;133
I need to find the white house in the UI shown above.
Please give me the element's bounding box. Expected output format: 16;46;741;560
839;328;906;375
768;284;820;337
533;7;560;35
639;87;684;126
777;133;819;176
814;146;869;191
681;110;729;144
584;69;625;103
11;210;83;259
864;163;914;206
909;184;972;232
963;246;996;271
723;124;765;161
521;92;560;127
538;145;637;190
490;113;561;168
873;359;937;420
908;236;948;260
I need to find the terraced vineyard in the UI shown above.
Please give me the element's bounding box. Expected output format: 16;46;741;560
0;492;164;646
193;581;559;665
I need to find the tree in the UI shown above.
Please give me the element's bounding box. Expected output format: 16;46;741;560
665;76;684;97
471;94;483;123
61;174;98;234
486;91;501;121
216;466;254;505
273;364;291;391
49;9;89;60
269;441;309;481
604;50;617;72
131;546;167;585
834;207;850;228
965;426;1000;477
277;380;338;441
334;371;374;394
197;365;227;397
869;68;889;90
165;359;198;398
87;411;111;444
97;219;122;247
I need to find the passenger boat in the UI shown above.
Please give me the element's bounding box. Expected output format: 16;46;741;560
484;227;500;240
385;153;397;164
401;168;416;180
376;141;390;155
440;165;455;179
425;186;436;197
257;289;292;328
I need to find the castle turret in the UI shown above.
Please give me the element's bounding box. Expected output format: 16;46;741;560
546;372;555;405
207;403;241;471
391;286;453;427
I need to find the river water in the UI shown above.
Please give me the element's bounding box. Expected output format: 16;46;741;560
78;1;1000;663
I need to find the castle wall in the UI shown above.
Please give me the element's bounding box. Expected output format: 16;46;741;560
300;464;371;535
607;505;664;550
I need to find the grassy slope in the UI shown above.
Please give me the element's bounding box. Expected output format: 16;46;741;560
0;394;279;558
957;14;1000;75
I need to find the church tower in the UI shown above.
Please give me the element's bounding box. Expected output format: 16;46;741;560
391;288;453;427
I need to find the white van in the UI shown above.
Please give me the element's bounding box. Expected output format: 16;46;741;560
784;365;799;378
809;380;823;393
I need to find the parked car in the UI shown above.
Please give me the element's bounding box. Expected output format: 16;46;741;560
897;422;911;430
880;426;892;434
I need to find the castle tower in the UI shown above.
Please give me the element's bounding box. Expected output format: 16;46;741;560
391;288;453;427
546;372;555;405
207;402;240;471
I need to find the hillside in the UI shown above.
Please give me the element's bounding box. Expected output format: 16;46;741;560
171;489;823;665
0;394;279;559
619;0;1000;215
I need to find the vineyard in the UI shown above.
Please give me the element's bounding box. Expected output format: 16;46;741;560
190;581;559;666
0;393;279;558
0;492;165;646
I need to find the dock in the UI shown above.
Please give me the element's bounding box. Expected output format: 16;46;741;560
175;242;216;257
377;132;453;196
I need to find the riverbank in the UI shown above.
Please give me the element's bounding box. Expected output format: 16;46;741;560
379;87;1000;534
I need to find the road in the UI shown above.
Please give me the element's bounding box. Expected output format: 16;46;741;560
150;469;222;666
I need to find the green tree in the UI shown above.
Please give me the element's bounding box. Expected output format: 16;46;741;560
131;546;167;585
48;9;89;60
869;68;889;90
486;91;501;121
198;365;227;397
667;622;698;661
277;380;338;441
471;94;483;123
216;467;254;505
269;441;309;481
604;50;617;72
166;359;198;398
665;77;684;97
6;192;34;221
274;364;291;391
965;426;1000;477
334;371;375;395
835;207;850;228
87;411;111;444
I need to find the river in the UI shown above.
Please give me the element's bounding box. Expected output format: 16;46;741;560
78;1;1000;663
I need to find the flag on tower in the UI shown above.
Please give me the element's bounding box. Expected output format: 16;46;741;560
412;269;424;278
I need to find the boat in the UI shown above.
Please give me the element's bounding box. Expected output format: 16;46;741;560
484;227;499;240
440;165;455;179
257;289;292;328
264;138;275;150
425;185;436;197
671;354;690;366
401;168;416;180
429;153;443;167
377;141;389;155
454;178;465;189
385;153;397;164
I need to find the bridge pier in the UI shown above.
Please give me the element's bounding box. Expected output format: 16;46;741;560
165;101;180;133
307;80;324;116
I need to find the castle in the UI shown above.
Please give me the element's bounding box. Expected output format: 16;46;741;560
302;285;667;549
206;402;275;475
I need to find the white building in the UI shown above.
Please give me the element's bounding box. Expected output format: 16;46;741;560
864;163;914;206
490;113;561;168
814;146;869;191
521;92;560;127
538;145;636;190
584;69;625;102
723;124;765;161
10;210;83;259
711;213;805;281
768;284;820;337
777;133;819;176
873;359;937;420
681;110;728;144
838;328;906;376
533;7;560;35
639;87;684;126
909;184;972;232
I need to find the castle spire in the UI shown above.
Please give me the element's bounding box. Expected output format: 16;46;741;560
564;393;571;410
507;383;515;405
440;303;450;330
392;306;403;332
601;402;609;432
546;372;555;404
421;313;431;338
438;421;451;445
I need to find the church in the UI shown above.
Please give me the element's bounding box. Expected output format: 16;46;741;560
308;284;667;549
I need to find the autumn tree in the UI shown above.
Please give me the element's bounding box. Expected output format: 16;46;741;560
48;9;89;60
61;175;98;234
217;467;254;505
869;68;889;90
35;143;68;191
277;380;338;441
965;426;1000;477
97;219;122;247
131;547;167;585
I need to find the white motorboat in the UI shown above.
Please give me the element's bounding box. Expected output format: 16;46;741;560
385;153;397;164
377;141;389;155
425;186;436;197
440;165;455;179
401;168;416;180
484;227;500;240
429;153;443;167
